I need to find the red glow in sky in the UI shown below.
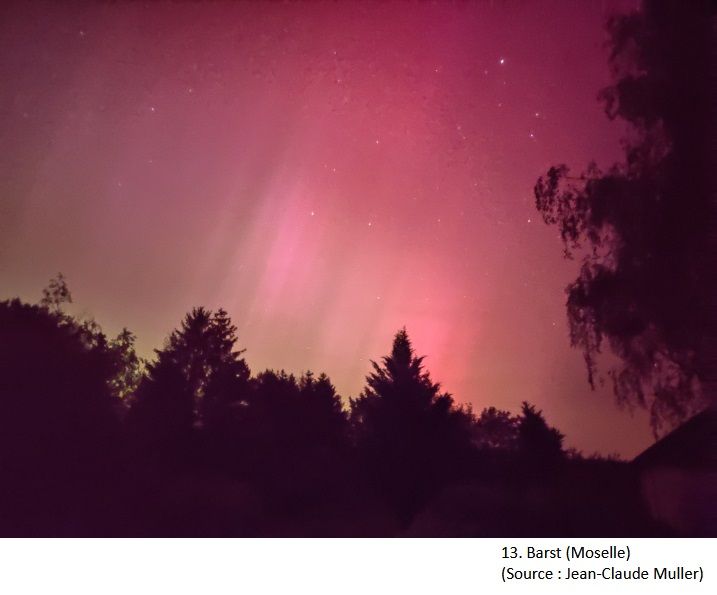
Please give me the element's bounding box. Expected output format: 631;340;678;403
0;0;651;456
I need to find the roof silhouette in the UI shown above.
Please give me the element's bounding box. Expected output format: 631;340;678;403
633;407;717;470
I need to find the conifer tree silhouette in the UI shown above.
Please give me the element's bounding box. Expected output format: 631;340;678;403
128;307;250;467
350;328;473;526
240;370;347;482
517;402;564;462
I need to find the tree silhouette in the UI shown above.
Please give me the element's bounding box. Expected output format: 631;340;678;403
241;369;306;472
0;296;120;533
39;272;72;312
517;402;564;462
533;0;714;432
240;370;347;472
127;307;250;469
0;298;119;458
473;406;519;451
297;371;348;449
127;356;195;465
0;280;667;536
350;328;474;525
107;328;145;406
132;307;250;428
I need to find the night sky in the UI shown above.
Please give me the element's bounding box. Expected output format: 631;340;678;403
0;0;653;457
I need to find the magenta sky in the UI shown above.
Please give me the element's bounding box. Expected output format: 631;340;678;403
0;0;652;457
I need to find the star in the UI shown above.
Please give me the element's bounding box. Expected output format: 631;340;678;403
499;57;505;65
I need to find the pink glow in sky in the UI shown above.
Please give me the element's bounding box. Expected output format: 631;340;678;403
0;0;652;456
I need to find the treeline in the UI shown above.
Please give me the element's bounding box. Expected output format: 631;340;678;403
0;278;661;536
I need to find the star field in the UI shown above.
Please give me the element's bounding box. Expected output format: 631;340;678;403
0;0;650;456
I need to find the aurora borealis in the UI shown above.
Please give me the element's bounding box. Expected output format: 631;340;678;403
0;0;652;456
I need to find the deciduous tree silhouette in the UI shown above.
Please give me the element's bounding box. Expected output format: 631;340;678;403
533;0;714;432
473;406;519;451
107;328;145;406
350;328;474;526
0;294;120;534
39;272;72;312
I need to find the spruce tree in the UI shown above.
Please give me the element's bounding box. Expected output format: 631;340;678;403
350;328;473;525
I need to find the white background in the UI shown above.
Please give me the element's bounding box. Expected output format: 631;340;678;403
0;538;714;594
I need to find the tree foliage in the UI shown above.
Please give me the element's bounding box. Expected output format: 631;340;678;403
517;402;564;462
0;298;119;476
350;328;474;523
146;307;250;427
238;369;348;486
39;272;72;312
473;406;519;451
1;280;605;535
533;0;713;432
